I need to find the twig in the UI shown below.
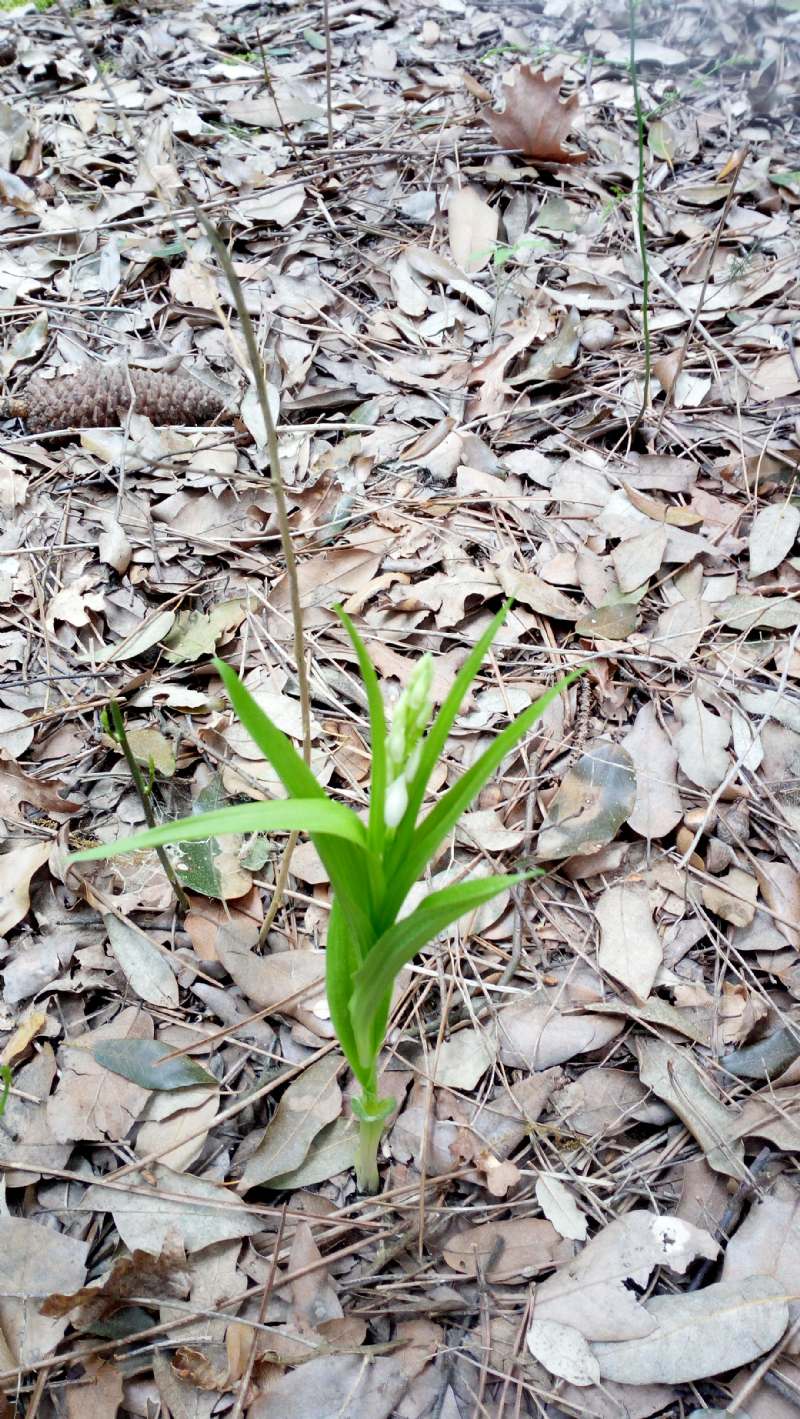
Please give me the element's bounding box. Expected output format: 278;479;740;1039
729;1312;800;1414
53;0;313;935
230;1206;287;1419
255;29;301;161
106;700;190;912
322;0;334;167
687;1145;772;1292
655;146;749;436
627;0;651;421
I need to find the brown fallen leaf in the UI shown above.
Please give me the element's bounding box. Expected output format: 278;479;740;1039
42;1239;190;1324
484;67;587;164
444;1217;572;1280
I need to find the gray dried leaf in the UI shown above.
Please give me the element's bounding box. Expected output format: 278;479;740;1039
78;1164;262;1254
675;697;730;790
748;502;800;578
528;1318;600;1386
596;880;662;999
536;740;636;860
239;1056;341;1191
636;1038;746;1179
104;912;178;1008
623;703;682;839
444;1217;572;1280
497;998;624;1070
592;1276;788;1384
532;1209;717;1342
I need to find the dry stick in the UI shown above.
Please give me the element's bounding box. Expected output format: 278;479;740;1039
627;0;651;425
231;1206;287;1419
53;0;313;938
255;29;301;161
322;0;334;168
107;699;190;912
179;214;312;941
654;146;749;439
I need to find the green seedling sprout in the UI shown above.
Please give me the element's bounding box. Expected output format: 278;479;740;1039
72;602;580;1192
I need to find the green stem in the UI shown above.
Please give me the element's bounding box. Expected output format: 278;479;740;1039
628;0;651;414
108;700;190;912
355;1109;383;1195
353;1077;393;1194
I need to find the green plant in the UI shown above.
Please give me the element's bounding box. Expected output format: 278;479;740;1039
71;603;579;1192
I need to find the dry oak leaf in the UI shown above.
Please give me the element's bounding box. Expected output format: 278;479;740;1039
484;67;586;164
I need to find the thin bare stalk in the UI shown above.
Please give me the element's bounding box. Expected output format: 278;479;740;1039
655;146;748;436
628;0;651;417
187;210;311;933
322;0;334;166
107;700;190;912
54;0;312;932
255;28;301;161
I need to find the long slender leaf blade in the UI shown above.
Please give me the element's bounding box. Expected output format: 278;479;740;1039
384;669;583;919
388;602;510;871
69;799;369;862
326;899;373;1089
214;658;325;799
351;872;533;1066
214;657;375;948
335;606;387;858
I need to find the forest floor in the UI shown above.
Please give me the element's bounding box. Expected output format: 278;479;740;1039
1;0;800;1415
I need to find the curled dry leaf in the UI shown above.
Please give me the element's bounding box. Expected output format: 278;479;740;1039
484;66;587;164
42;1239;190;1325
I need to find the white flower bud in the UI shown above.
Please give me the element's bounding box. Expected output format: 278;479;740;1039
384;776;408;830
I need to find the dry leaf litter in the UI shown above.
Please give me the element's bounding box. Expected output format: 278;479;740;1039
0;0;799;1414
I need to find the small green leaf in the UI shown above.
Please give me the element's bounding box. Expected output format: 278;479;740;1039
390;602;511;874
325;900;373;1088
92;1039;217;1090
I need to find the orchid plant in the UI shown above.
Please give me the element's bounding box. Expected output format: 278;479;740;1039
72;602;579;1191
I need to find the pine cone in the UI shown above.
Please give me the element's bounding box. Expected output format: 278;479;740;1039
1;366;225;432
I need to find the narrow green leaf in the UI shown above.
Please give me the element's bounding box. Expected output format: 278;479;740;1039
214;659;323;799
325;900;373;1089
351;872;533;1067
388;602;510;875
334;605;388;860
213;658;376;951
69;799;368;862
383;669;583;920
93;1039;217;1090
